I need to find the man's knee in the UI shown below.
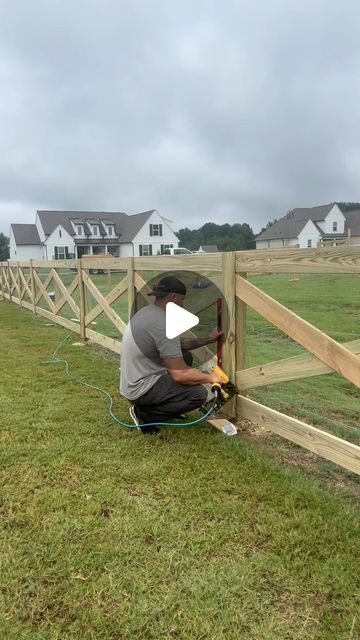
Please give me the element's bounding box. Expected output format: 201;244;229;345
191;384;207;406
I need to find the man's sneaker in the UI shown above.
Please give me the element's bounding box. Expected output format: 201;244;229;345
129;405;159;435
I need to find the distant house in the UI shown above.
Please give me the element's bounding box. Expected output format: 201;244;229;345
256;204;360;250
198;245;219;253
9;209;179;260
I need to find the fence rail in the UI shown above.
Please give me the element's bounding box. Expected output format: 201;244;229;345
1;247;360;475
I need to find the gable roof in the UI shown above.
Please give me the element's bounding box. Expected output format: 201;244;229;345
199;244;219;252
344;209;360;236
36;209;155;242
11;224;41;245
119;210;155;242
256;204;337;241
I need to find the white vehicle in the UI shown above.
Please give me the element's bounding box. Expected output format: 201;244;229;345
163;247;193;255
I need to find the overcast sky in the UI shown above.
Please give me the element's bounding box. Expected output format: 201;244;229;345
1;0;360;236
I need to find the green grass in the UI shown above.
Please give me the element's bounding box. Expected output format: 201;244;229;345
1;301;360;639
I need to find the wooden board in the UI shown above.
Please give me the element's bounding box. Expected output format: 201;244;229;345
236;338;360;390
235;274;360;390
235;246;360;274
238;396;360;475
86;327;121;354
133;253;222;272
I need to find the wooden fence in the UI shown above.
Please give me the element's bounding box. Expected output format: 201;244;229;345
1;247;360;475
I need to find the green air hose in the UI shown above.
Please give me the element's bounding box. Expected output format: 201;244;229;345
40;331;215;430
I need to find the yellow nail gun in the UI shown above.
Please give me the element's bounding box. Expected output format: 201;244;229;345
201;359;239;415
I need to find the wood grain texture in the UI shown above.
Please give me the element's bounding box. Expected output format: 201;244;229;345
35;306;81;333
222;252;236;416
235;274;360;389
235;246;360;273
82;270;127;334
51;269;80;317
85;274;128;325
86;327;121;354
236;339;360;390
238;396;360;475
133;253;222;272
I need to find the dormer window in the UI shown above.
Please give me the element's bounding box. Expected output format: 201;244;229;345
77;225;83;236
150;223;163;237
107;225;114;236
92;225;99;236
333;221;338;232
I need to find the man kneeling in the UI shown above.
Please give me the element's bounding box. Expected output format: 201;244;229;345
120;276;223;434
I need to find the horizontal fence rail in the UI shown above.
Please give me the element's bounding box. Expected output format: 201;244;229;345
1;246;360;476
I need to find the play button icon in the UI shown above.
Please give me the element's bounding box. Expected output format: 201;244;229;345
166;302;199;339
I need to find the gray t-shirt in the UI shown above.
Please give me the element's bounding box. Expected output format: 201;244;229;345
120;304;183;400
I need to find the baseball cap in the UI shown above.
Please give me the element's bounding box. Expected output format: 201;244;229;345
147;275;187;298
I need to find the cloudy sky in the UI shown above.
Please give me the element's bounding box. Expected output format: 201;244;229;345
1;0;360;236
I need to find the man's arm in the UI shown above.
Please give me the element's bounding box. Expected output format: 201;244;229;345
163;356;223;386
180;328;223;351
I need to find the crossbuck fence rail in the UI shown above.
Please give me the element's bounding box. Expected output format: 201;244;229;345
1;248;360;475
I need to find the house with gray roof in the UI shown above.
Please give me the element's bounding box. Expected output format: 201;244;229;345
256;203;360;249
9;209;179;260
198;245;219;253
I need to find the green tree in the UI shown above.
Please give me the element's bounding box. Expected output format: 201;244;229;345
177;221;255;251
0;233;9;261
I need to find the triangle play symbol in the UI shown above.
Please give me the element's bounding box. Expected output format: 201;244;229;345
166;302;199;339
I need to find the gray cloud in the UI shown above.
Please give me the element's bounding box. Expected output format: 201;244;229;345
1;0;360;235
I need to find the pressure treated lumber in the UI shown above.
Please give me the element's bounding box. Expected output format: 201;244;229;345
236;339;360;390
238;396;360;475
235;275;360;390
235;246;360;273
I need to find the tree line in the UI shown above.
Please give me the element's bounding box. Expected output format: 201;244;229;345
177;222;255;251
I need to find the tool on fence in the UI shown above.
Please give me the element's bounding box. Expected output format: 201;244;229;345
198;298;239;435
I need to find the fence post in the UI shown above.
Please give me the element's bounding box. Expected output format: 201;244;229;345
127;257;135;320
77;258;86;340
235;270;247;419
222;251;236;417
17;262;22;307
7;261;12;303
29;259;36;314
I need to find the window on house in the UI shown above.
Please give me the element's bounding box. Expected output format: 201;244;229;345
333;221;338;232
107;226;113;235
150;223;163;237
54;246;68;260
161;244;173;254
92;225;99;235
59;229;62;238
77;226;83;235
307;239;312;248
139;244;153;256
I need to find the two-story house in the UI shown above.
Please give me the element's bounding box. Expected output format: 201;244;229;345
9;209;179;260
256;204;360;249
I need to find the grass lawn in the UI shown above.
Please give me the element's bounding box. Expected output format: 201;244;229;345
1;300;360;639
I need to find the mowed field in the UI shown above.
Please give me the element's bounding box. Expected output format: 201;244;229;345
0;299;359;639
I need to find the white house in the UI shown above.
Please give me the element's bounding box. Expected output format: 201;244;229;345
256;204;360;249
10;209;179;260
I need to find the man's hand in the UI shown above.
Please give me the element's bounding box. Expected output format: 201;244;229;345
208;371;224;385
207;328;223;343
